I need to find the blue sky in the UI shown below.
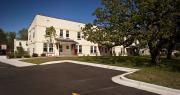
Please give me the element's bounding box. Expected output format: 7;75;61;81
0;0;101;32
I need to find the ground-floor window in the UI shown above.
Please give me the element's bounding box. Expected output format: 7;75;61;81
49;43;53;52
43;43;53;53
59;45;63;52
90;46;97;54
76;45;82;54
43;43;48;52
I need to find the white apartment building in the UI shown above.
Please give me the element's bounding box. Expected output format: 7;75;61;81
28;14;132;56
14;39;28;52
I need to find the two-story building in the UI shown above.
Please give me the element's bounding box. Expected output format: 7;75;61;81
28;14;132;56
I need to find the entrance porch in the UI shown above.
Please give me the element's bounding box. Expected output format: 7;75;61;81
55;38;77;56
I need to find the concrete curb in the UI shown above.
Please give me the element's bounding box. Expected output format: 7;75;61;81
40;60;180;95
0;56;36;67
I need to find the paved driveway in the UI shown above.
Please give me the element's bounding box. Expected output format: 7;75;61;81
0;62;158;95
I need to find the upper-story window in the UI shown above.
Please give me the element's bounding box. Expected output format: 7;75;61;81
29;34;31;40
33;32;35;38
77;32;81;40
60;29;63;38
66;30;69;38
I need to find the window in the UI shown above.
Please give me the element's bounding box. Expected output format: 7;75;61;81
43;43;48;52
77;32;81;39
90;46;97;54
29;35;31;40
77;45;82;53
79;45;82;53
60;29;63;37
33;32;35;38
66;45;69;49
59;45;63;52
49;43;53;52
90;46;93;53
94;46;97;53
66;30;69;38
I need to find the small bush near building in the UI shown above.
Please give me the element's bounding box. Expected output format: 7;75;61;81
32;53;38;57
7;53;15;58
24;54;31;58
16;54;22;58
41;53;46;57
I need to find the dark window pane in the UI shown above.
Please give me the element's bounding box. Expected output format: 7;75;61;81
59;45;63;52
66;45;69;49
77;32;81;39
66;30;69;37
79;45;82;53
90;46;93;53
60;29;63;37
94;46;97;53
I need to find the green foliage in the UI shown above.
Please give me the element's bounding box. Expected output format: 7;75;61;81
0;28;7;44
18;28;28;40
32;53;38;57
82;0;135;48
7;53;15;59
45;26;56;43
41;53;46;57
16;47;25;55
24;54;31;58
6;32;16;52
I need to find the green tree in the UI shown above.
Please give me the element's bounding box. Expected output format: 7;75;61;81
6;32;16;52
83;0;136;52
0;28;7;44
45;26;56;43
18;28;28;40
134;0;180;64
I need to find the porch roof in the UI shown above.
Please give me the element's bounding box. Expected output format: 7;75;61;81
55;38;78;44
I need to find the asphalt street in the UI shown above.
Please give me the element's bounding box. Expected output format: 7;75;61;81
0;62;159;95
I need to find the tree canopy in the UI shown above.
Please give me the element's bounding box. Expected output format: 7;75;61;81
17;28;28;40
83;0;136;48
83;0;180;65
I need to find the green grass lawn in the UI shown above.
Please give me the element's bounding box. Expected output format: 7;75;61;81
21;56;180;89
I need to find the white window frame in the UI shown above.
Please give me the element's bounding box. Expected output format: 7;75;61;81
90;46;97;54
77;32;81;40
77;45;82;54
66;30;69;38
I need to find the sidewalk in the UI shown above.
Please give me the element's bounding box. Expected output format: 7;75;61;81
0;56;36;67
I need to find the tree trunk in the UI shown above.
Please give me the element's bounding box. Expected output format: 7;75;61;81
148;42;161;65
151;50;160;65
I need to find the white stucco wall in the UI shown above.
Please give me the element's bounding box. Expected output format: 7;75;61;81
14;39;28;52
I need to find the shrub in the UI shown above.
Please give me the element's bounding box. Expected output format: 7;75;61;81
7;53;15;59
24;54;31;58
32;53;38;57
16;54;22;58
41;53;46;57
